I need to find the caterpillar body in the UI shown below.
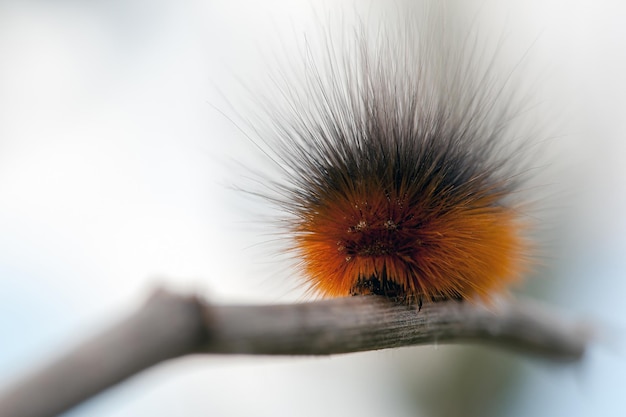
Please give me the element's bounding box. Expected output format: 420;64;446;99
246;9;535;305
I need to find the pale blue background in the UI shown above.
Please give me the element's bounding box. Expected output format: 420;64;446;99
0;1;625;416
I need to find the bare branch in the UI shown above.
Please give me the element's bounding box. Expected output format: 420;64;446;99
0;289;590;417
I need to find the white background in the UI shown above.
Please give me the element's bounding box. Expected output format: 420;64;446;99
0;1;625;416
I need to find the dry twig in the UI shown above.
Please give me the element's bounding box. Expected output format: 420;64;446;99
0;289;590;417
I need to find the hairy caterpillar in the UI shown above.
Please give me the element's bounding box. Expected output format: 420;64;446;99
243;7;536;305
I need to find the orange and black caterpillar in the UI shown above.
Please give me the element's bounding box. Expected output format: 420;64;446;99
251;12;532;304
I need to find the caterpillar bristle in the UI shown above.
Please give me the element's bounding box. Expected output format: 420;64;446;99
245;8;535;304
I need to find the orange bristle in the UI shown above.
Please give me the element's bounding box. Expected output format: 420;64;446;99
296;186;526;301
249;14;533;303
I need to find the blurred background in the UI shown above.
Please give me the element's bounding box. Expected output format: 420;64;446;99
0;0;625;416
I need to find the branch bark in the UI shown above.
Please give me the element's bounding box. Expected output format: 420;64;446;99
0;289;590;417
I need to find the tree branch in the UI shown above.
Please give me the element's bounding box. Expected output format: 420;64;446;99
0;289;590;417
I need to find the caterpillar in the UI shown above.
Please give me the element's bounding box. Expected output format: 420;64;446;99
242;7;536;305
